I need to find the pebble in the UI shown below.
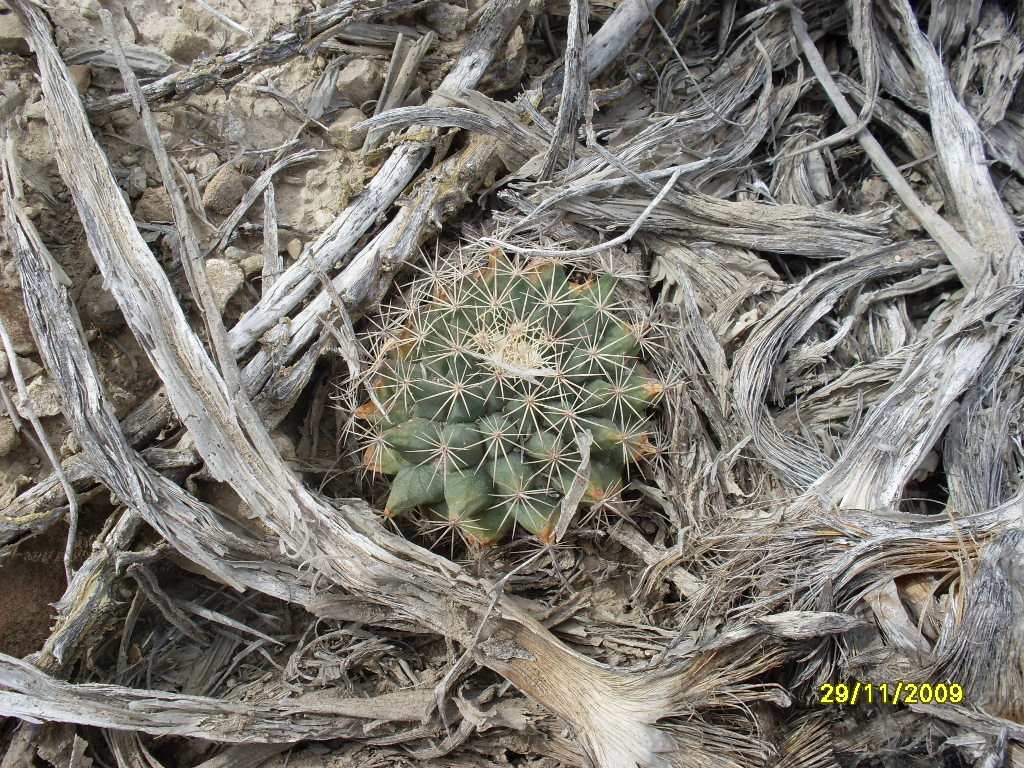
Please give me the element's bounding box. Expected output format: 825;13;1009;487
0;418;19;457
223;246;248;262
202;165;247;215
425;3;468;41
337;59;384;108
23;99;46;121
1;354;42;381
68;65;91;94
0;288;36;355
241;253;264;277
205;258;244;312
192;152;220;180
0;8;29;55
126;166;148;199
134;186;173;221
79;273;124;331
327;107;367;151
18;376;62;418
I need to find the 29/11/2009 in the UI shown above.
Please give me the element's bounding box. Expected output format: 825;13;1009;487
817;681;964;706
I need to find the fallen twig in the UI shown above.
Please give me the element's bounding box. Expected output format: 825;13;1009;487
0;313;79;584
85;0;425;115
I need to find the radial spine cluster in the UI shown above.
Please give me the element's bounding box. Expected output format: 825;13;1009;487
354;248;663;545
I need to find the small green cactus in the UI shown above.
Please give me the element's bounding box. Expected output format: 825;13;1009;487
355;248;662;545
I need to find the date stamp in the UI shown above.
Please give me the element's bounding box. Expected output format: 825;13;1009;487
817;681;964;706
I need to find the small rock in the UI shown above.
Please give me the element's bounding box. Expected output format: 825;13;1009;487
192;151;220;179
60;430;80;458
0;354;42;381
223;246;248;262
312;209;334;229
0;419;19;457
126;166;148;198
23;99;46;121
134;186;173;221
240;253;264;277
79;273;123;331
0;8;29;55
205;258;244;312
425;3;468;41
202;165;247;215
68;65;91;94
861;177;889;206
0;81;25;120
78;0;100;19
18;376;62;418
337;59;384;108
0;288;36;355
893;207;924;233
162;20;211;63
109;109;136;131
21;357;42;379
286;238;302;259
328;107;367;151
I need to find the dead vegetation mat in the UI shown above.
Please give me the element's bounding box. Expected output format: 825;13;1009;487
1;0;1023;765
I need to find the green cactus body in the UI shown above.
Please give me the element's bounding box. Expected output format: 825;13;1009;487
444;471;493;519
364;442;412;475
384;465;444;517
506;495;560;541
357;249;662;544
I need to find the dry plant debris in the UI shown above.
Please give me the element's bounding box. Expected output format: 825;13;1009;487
0;0;1023;766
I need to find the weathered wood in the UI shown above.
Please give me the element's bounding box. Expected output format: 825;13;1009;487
2;129;396;630
0;311;80;582
85;0;425;115
8;0;1023;764
789;3;989;288
9;6;849;766
227;0;532;356
0;652;439;742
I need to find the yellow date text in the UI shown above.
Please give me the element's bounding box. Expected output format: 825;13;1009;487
817;681;964;706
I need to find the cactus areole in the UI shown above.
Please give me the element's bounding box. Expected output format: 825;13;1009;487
356;248;663;545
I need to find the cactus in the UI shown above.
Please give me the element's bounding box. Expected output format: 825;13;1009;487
353;248;662;546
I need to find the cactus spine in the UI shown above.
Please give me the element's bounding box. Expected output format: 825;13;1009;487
355;248;662;545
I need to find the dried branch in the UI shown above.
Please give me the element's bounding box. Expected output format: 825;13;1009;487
0;652;437;742
261;184;281;295
788;2;988;287
85;0;425;115
227;0;531;357
8;7;842;765
540;0;589;178
0;312;78;583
